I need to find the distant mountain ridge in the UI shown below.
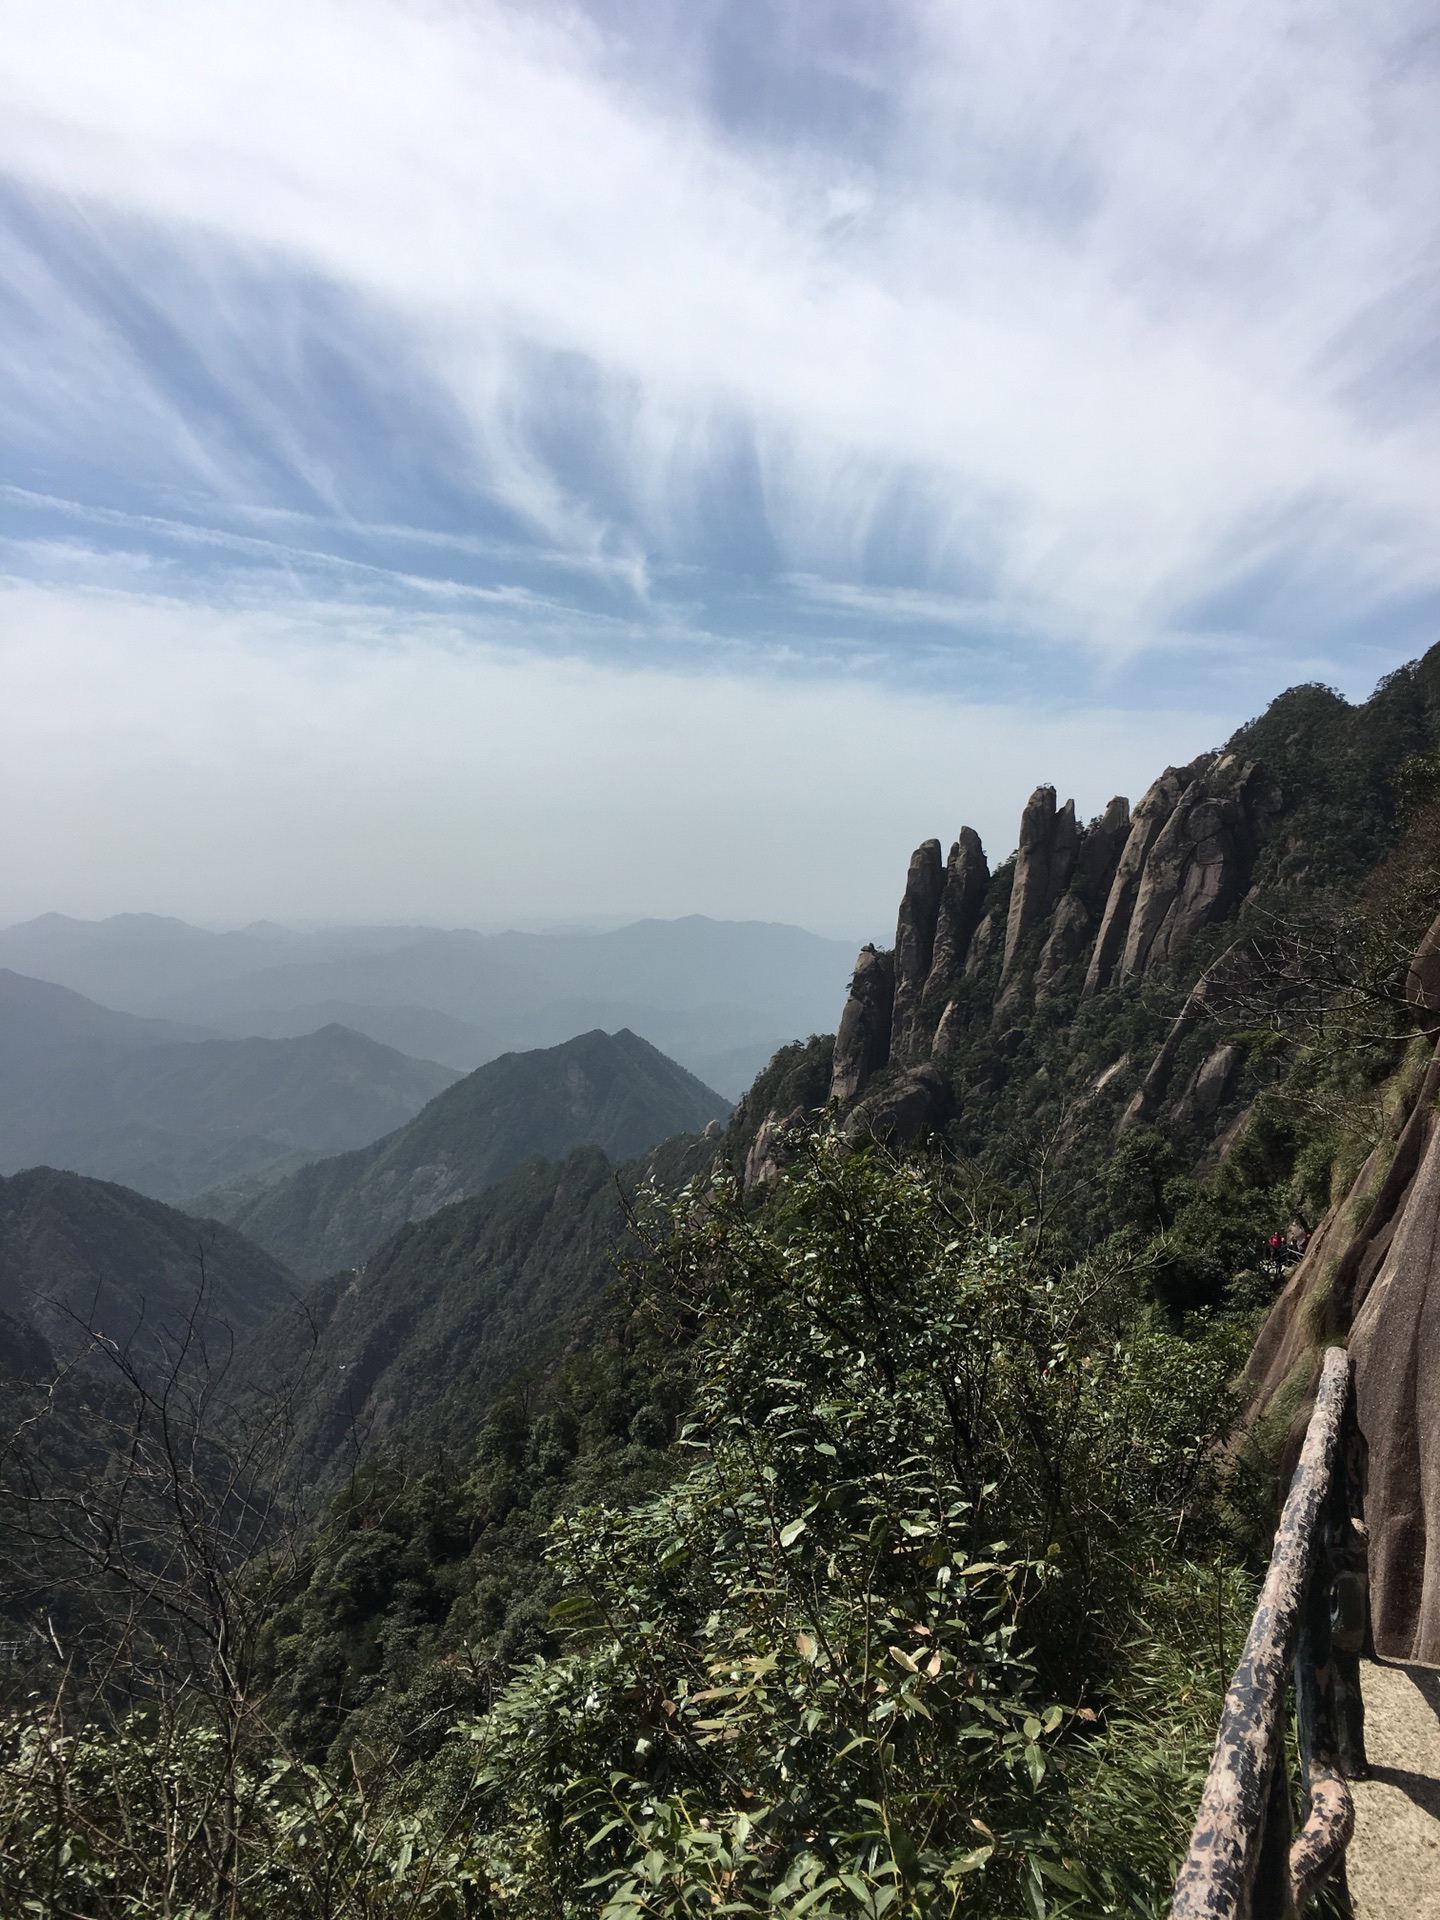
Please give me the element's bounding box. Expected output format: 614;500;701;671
0;968;216;1051
0;915;856;1097
0;970;461;1205
205;1027;731;1277
0;1165;295;1357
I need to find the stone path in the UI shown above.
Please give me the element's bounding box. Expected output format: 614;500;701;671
1346;1659;1440;1918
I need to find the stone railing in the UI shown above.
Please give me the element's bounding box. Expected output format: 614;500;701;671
1171;1345;1369;1918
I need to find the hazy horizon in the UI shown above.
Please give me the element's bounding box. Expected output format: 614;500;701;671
0;906;870;945
4;2;1438;934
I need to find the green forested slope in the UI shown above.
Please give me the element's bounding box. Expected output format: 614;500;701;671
7;653;1440;1918
0;1164;296;1353
241;1129;715;1487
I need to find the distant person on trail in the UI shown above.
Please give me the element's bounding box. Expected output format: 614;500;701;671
1267;1230;1304;1270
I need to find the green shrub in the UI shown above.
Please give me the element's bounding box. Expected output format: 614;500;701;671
459;1135;1251;1918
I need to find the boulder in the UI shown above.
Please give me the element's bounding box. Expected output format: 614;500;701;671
889;840;945;1064
843;1064;951;1148
829;945;895;1106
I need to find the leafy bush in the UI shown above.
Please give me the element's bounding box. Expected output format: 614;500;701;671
461;1135;1251;1917
0;1703;486;1919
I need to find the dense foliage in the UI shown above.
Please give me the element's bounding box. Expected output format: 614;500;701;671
0;1165;295;1352
3;1133;1259;1918
462;1138;1256;1918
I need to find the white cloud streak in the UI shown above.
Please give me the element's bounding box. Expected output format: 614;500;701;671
1;0;1438;656
1;4;1436;928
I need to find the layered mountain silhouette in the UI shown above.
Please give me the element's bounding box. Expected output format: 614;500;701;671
15;649;1440;1543
206;1027;731;1277
0;970;460;1204
0;915;855;1097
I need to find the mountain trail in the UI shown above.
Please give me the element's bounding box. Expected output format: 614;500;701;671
1346;1658;1440;1918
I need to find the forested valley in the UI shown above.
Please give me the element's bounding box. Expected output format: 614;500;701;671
7;651;1440;1918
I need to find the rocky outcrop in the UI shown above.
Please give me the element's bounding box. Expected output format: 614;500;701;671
1173;1042;1244;1128
999;789;1079;1002
744;1107;807;1189
1118;763;1279;982
1245;918;1440;1660
1247;1035;1440;1661
1032;892;1095;1000
1034;796;1130;1000
829;946;895;1105
1407;911;1440;1033
1083;770;1187;997
820;753;1275;1126
843;1064;951;1148
1074;796;1132;904
1347;1115;1440;1661
963;909;1002;981
1116;976;1214;1134
918;829;990;1042
889;840;945;1064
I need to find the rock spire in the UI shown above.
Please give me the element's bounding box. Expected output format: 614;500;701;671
818;749;1277;1131
889;840;945;1064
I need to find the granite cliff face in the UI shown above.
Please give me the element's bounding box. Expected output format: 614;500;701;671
1244;913;1440;1663
727;652;1440;1205
825;748;1282;1143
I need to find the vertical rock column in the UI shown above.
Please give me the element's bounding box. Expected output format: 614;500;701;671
995;790;1079;1016
919;827;990;1048
829;945;896;1105
1082;769;1185;997
1000;786;1058;990
1033;795;1130;999
889;839;945;1063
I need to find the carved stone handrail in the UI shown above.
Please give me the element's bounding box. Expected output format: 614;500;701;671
1171;1345;1368;1918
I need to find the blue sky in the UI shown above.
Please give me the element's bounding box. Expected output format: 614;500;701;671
3;0;1439;934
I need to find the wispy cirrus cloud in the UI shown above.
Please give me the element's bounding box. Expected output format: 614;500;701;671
0;0;1437;683
2;2;1438;925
